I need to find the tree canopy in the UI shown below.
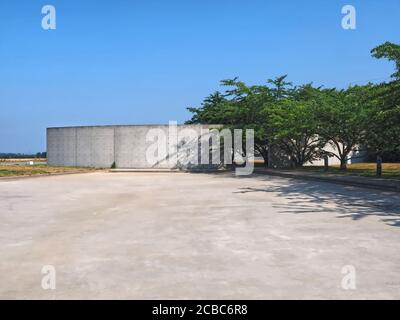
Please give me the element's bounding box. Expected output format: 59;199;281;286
186;42;400;168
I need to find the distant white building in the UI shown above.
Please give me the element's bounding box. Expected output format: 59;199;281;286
268;142;367;168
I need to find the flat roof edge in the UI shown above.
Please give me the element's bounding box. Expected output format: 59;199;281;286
47;124;223;130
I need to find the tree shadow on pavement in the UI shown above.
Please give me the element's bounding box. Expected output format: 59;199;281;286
230;174;400;228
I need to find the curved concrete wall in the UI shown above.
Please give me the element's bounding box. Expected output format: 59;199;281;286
47;125;220;169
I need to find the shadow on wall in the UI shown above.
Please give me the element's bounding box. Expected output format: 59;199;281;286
227;174;400;228
151;133;224;170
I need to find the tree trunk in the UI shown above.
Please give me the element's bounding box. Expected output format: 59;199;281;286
340;148;352;170
376;155;382;177
261;149;268;168
340;158;347;170
255;144;268;168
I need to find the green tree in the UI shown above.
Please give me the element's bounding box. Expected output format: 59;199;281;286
365;42;400;154
186;91;227;125
371;42;400;79
186;78;275;165
267;85;326;167
317;85;373;169
267;75;294;100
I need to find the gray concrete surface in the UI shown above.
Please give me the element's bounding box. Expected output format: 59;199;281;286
1;172;400;299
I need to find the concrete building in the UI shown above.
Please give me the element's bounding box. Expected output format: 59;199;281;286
47;124;222;169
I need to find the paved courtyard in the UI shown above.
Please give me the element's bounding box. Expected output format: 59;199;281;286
1;172;400;299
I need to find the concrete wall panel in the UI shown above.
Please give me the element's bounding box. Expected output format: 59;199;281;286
47;127;77;166
76;127;114;167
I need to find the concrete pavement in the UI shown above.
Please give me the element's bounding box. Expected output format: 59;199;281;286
1;172;400;299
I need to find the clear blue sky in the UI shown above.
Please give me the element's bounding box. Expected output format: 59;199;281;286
0;0;399;153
